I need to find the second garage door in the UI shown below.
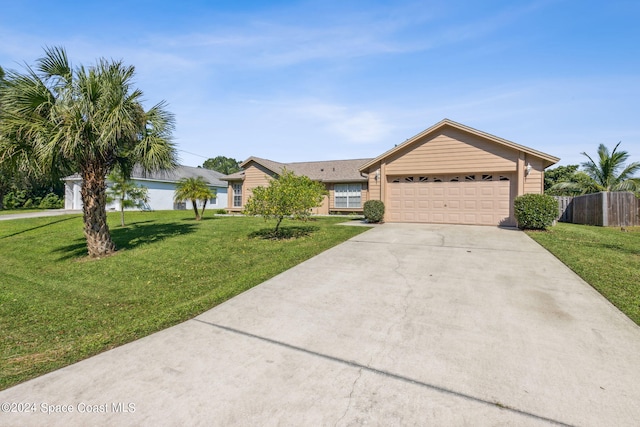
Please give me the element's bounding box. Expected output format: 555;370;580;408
387;174;513;226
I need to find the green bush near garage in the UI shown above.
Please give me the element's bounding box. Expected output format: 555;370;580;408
363;200;385;223
514;193;558;230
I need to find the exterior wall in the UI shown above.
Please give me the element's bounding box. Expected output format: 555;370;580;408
311;194;330;215
64;179;226;211
64;180;83;210
225;163;275;212
367;162;382;202
523;156;545;194
243;163;275;205
228;179;367;214
384;127;519;175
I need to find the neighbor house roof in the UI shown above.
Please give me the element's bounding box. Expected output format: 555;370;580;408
359;118;560;172
223;156;374;183
63;165;227;187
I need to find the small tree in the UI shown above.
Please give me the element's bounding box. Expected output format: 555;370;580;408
174;176;214;220
106;169;149;226
244;169;326;233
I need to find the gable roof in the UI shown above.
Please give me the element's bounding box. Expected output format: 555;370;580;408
63;165;227;187
223;156;374;183
359;118;560;172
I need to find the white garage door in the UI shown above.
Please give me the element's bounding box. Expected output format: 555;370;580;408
388;174;513;225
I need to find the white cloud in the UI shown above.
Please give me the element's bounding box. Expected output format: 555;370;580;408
278;101;394;144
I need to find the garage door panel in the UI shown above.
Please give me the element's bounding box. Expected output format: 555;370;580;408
387;174;513;226
447;187;461;197
464;200;477;210
448;200;460;209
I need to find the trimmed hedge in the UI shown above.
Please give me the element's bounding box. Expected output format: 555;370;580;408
514;193;558;230
363;200;385;223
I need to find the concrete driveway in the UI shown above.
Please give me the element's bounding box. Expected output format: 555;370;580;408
2;223;640;426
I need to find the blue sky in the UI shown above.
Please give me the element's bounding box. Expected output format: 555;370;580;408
1;0;638;168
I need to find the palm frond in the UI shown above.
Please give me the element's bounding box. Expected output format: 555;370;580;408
37;46;72;84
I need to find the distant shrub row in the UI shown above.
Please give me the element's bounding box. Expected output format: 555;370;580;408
2;191;63;210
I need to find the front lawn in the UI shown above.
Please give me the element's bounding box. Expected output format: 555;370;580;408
0;211;369;390
526;223;640;325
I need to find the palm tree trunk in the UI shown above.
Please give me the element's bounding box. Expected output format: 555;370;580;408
120;205;125;227
81;162;116;257
200;199;208;219
191;198;200;220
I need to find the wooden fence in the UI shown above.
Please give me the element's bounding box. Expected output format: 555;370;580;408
555;192;640;226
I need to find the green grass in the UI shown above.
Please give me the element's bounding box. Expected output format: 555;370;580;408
526;223;640;325
0;211;370;390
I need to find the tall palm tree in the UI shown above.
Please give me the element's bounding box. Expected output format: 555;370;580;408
551;143;640;195
0;47;177;257
174;176;214;220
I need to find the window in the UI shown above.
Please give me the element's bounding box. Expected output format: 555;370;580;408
334;184;361;209
209;190;217;205
232;184;242;207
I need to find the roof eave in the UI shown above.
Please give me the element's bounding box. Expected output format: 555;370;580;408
359;118;560;171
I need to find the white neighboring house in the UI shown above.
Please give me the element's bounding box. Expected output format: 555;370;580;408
63;165;228;211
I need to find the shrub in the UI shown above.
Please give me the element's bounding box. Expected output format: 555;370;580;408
214;209;227;215
2;190;27;209
38;193;63;209
363;200;385;223
514;194;558;230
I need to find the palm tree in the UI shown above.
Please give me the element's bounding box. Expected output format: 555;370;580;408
551;143;640;195
0;47;177;257
174;176;214;220
106;168;149;227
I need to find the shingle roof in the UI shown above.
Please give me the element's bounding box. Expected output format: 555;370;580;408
63;165;228;187
223;156;373;182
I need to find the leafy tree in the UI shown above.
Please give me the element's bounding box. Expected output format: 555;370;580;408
544;165;579;195
0;47;177;257
202;156;241;175
106;168;149;226
174;176;215;220
551;143;640;195
243;169;326;233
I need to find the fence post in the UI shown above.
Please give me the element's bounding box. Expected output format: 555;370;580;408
602;192;609;226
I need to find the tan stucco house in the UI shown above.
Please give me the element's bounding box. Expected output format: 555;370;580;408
223;119;559;226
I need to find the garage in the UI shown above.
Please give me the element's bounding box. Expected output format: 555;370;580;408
387;173;513;225
358;119;560;226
